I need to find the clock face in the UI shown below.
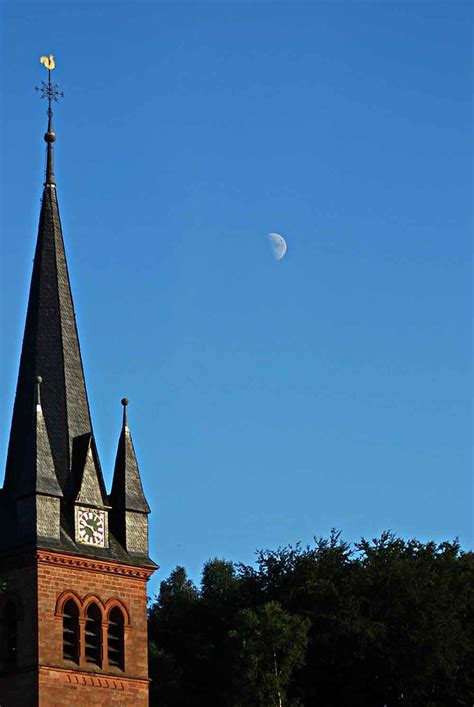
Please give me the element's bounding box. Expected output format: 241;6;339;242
78;509;105;547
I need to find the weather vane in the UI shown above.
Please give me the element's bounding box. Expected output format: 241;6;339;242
35;54;63;120
36;55;63;186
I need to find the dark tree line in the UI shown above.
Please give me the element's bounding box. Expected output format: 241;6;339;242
148;532;474;706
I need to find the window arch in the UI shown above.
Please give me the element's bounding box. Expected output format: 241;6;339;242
85;603;102;666
107;606;125;670
1;600;18;666
62;599;80;663
56;592;130;671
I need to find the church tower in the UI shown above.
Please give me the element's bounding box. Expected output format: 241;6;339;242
0;59;156;706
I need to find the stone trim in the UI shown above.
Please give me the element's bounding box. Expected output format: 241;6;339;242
37;550;154;580
104;597;131;625
39;664;150;688
55;591;131;625
54;589;82;616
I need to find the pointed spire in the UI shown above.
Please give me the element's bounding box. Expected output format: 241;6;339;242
4;58;96;497
110;398;150;514
15;376;63;499
4;161;93;494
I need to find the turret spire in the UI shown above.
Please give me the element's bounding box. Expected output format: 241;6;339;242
16;375;63;501
110;398;150;556
110;398;150;514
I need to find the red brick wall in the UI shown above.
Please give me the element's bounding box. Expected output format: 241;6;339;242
38;666;149;706
37;551;153;706
0;551;154;707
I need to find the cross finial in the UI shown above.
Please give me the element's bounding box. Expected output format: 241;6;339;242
35;54;63;122
35;54;63;185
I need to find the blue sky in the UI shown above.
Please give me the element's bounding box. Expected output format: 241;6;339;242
1;1;472;595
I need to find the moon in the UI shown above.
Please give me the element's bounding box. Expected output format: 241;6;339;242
268;232;287;261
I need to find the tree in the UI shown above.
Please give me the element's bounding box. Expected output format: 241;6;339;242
148;534;474;706
201;558;239;607
199;559;241;706
230;602;310;707
148;567;200;706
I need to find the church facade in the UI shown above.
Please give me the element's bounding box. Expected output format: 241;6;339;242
0;76;156;706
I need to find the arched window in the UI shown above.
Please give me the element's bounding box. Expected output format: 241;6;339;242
63;599;80;663
1;601;17;666
85;603;102;666
107;607;125;670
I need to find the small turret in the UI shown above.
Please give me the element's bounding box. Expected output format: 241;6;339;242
16;377;63;543
109;398;150;557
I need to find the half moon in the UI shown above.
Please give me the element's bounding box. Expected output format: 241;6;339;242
268;232;287;260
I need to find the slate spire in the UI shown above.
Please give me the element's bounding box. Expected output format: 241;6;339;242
110;399;150;514
16;376;62;500
12;375;63;545
4;77;95;496
109;398;150;557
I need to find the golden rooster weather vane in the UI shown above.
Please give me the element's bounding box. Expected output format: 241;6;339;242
35;53;63;116
40;54;55;70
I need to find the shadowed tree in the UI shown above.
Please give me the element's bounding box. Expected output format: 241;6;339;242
230;601;310;707
148;534;474;706
148;566;200;706
199;559;241;705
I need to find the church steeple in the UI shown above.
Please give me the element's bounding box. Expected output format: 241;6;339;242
2;56;153;567
0;58;155;707
4;59;95;497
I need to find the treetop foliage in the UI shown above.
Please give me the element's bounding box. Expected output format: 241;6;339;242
148;532;473;706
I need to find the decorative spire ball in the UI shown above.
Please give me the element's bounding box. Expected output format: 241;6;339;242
44;128;56;143
36;375;43;385
121;398;129;407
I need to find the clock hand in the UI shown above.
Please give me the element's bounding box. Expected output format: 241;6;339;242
83;524;95;538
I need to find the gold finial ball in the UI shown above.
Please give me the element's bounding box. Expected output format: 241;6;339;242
121;397;129;407
36;375;43;384
44;130;56;143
